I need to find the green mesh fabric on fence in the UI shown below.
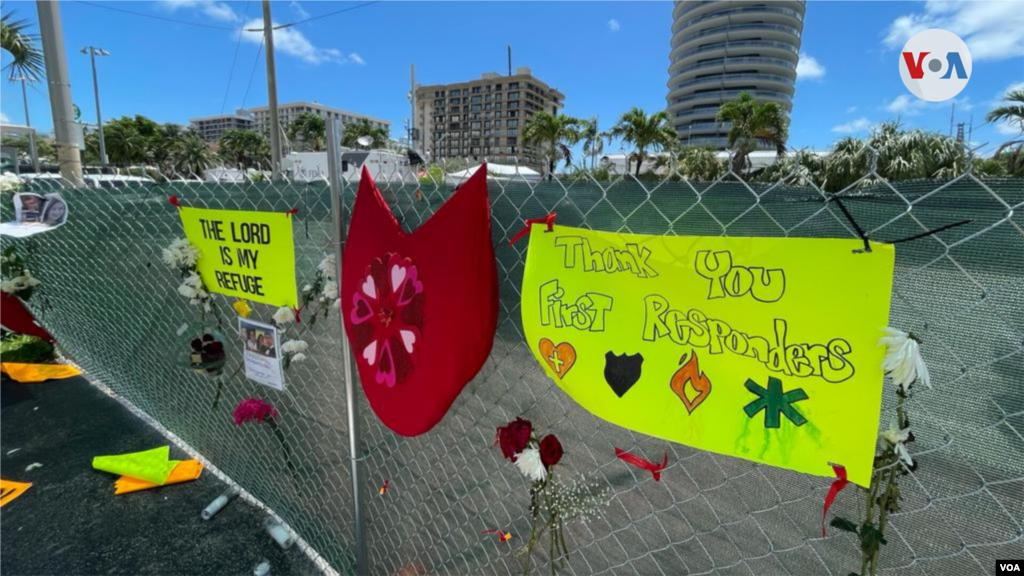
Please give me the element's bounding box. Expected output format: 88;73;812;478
2;169;1022;576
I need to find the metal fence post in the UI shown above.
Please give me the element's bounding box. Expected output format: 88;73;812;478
326;119;369;575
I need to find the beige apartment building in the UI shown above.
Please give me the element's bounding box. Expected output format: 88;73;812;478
414;67;565;171
246;101;390;140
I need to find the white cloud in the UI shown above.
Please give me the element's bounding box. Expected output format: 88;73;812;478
349;53;365;66
155;0;238;22
885;94;973;116
832;117;874;134
846;106;858;114
796;53;826;81
241;19;343;65
884;1;1024;61
607;19;620;32
290;1;310;20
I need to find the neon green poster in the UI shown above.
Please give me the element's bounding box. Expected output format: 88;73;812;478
521;224;895;487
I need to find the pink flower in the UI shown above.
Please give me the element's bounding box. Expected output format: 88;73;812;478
233;397;278;426
349;253;425;388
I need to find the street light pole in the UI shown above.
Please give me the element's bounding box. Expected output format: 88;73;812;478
15;76;40;172
81;46;110;167
262;0;282;180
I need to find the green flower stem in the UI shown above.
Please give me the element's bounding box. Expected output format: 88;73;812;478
267;418;297;477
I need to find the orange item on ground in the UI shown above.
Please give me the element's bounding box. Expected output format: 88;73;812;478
0;478;33;507
0;362;82;383
113;459;204;495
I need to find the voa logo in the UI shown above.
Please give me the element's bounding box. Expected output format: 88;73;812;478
899;28;972;102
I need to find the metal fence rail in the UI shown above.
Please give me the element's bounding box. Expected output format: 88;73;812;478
2;155;1021;576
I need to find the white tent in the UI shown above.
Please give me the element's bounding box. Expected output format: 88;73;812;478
445;163;541;186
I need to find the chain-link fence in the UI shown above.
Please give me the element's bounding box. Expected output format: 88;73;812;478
2;150;1022;576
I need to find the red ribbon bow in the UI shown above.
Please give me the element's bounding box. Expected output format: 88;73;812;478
822;464;850;537
481;528;512;542
615;448;669;481
168;195;181;208
508;212;556;245
286;207;299;216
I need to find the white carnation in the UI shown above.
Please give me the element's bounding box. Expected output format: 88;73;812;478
290;353;308;364
515;446;547;482
282;340;309;354
321;281;338;300
272;306;295;326
317;254;336;276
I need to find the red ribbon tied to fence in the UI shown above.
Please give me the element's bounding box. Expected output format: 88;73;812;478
168;195;181;208
615;448;669;481
508;212;556;245
481;528;513;542
822;463;850;537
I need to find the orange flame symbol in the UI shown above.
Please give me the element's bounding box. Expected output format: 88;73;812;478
670;351;712;414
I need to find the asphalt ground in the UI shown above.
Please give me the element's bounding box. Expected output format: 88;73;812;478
1;373;321;576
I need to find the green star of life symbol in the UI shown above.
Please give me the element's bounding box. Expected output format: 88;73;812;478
743;377;808;428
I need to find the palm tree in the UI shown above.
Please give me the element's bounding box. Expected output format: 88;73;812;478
522;111;581;179
676;146;726;181
579;117;605;170
608;107;677;177
716;92;789;174
1;11;44;81
288;111;326;151
987;88;1024;177
219;129;270;170
341;118;389;149
170;134;215;177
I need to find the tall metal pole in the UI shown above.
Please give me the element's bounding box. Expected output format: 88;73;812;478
18;77;40;173
262;0;281;180
326;118;368;576
85;47;109;167
409;64;416;151
36;0;83;186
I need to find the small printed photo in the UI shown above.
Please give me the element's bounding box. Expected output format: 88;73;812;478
239;319;278;359
17;193;44;223
41;194;69;227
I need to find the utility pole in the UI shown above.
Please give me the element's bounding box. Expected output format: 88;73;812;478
409;64;416;152
36;0;83;185
15;76;40;173
82;46;110;167
262;0;281;180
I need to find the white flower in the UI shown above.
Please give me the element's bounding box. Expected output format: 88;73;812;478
515;446;547;482
290;353;308;363
880;328;931;392
1;279;21;293
162;238;201;269
0;172;23;192
302;284;313;293
21;270;41;287
881;421;914;468
321;281;338;301
272;306;295;326
317;254;336;276
281;339;309;354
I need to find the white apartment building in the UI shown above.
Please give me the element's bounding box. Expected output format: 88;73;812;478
246;101;390;138
189;110;255;143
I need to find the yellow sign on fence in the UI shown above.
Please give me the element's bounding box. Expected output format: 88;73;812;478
179;206;298;308
521;224;895;487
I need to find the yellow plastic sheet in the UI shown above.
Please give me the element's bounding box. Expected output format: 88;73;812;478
521;224;895;487
0;478;33;507
178;206;298;308
114;460;203;495
0;362;82;383
92;446;180;485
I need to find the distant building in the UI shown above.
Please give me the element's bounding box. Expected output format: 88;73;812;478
245;101;390;140
189;110;255;143
667;0;805;149
414;67;565;172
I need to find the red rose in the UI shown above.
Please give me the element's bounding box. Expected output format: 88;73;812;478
539;434;563;468
497;417;532;461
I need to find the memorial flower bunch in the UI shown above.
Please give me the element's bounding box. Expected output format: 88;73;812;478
233;397;296;476
281;339;308;369
162;238;215;314
828;328;931;576
496;417;607;575
299;253;339;326
1;245;41;301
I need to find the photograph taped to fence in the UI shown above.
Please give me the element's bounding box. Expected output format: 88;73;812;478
0;193;70;238
239;318;284;391
521;224;896;487
177;206;298;308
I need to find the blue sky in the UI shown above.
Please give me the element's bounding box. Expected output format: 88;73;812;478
2;1;1022;153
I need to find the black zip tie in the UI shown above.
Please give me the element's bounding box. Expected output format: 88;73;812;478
829;196;871;253
887;219;972;244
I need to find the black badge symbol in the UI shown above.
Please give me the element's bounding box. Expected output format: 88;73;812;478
604;351;644;398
